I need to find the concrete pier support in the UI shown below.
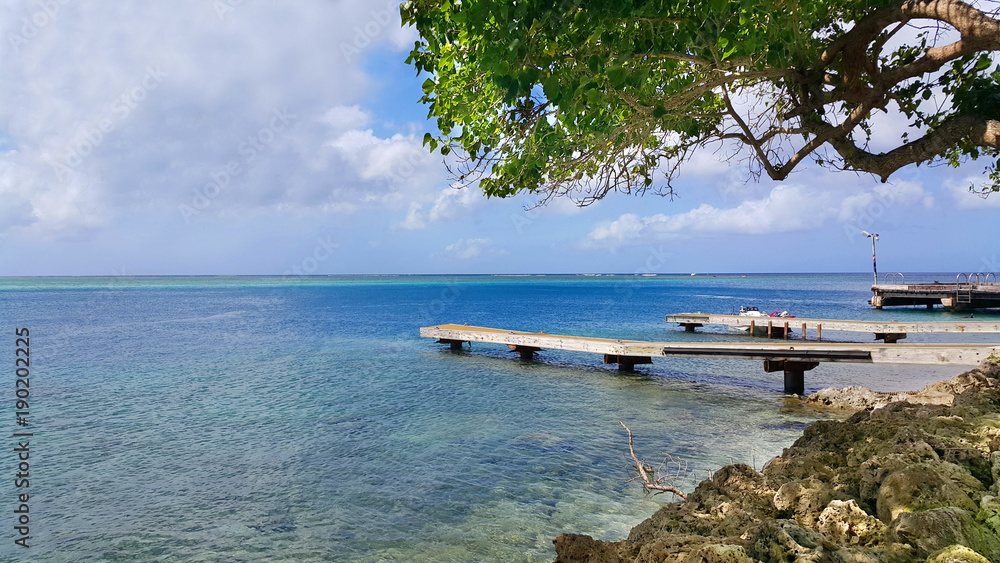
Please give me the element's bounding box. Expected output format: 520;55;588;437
764;359;820;395
437;338;467;350
603;354;653;372
874;332;907;344
508;345;542;360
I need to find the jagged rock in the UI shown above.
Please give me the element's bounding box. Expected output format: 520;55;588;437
696;464;773;502
805;359;1000;411
816;499;885;546
746;519;836;561
991;452;1000;493
927;544;991;563
876;463;979;523
552;361;1000;563
805;385;904;411
857;446;941;510
631;534;745;563
688;543;755;563
886;507;1000;560
772;478;841;527
553;533;623;563
977;495;1000;536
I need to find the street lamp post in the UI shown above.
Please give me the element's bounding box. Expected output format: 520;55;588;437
862;231;879;285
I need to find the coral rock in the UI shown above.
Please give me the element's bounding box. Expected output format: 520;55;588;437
816;499;885;546
926;544;991;563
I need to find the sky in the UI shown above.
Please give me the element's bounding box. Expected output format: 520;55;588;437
0;0;997;276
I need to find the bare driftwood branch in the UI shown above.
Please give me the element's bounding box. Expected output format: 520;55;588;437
620;422;688;500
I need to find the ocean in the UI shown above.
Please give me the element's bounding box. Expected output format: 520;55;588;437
0;273;989;561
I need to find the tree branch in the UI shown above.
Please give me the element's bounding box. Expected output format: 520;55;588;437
826;115;1000;181
720;85;780;179
620;422;688;499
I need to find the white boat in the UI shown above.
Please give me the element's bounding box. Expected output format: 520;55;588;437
738;306;794;336
738;305;767;317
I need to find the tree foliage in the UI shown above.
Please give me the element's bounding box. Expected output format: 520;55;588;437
401;0;1000;204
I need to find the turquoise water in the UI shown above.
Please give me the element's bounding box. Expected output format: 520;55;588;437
0;274;989;561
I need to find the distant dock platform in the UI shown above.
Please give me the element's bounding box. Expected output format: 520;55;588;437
420;324;1000;395
664;313;1000;343
871;281;1000;310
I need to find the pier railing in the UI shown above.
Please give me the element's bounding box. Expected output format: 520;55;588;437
883;272;905;285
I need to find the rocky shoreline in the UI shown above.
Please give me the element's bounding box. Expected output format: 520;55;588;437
554;359;1000;562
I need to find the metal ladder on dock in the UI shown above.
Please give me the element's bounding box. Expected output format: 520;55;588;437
958;288;973;305
956;273;973;306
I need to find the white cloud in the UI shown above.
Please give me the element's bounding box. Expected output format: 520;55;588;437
398;187;484;230
586;180;937;249
538;195;589;216
586;184;836;247
838;181;934;222
0;1;430;238
946;176;1000;210
443;238;492;260
321;105;371;131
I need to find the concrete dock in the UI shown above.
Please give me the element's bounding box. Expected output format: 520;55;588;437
871;280;1000;310
664;313;1000;343
420;324;1000;395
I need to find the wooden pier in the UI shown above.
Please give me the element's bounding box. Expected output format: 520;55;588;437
664;313;1000;343
420;324;1000;395
871;281;1000;310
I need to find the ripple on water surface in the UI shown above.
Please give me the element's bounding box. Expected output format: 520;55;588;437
0;274;974;561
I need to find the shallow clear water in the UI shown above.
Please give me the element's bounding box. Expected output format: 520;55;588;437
0;274;989;561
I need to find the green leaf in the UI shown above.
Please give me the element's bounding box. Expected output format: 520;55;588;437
607;66;626;88
403;0;1000;204
588;56;601;74
586;88;602;105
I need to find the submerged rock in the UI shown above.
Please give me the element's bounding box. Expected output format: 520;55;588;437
554;360;1000;562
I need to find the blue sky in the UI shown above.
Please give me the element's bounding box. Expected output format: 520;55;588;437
0;1;997;276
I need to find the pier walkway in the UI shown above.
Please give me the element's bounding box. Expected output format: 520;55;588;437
664;313;1000;343
420;324;1000;395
